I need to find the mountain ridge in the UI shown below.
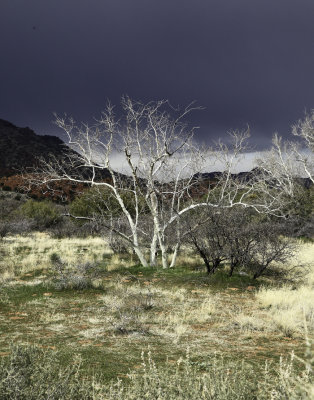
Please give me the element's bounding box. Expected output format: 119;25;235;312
0;119;311;201
0;118;68;177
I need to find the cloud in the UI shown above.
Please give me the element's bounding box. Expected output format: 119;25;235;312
1;0;313;148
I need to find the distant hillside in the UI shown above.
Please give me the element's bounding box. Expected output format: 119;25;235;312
0;119;70;177
0;119;111;201
193;170;312;189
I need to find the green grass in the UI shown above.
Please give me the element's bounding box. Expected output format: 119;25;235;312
99;262;262;291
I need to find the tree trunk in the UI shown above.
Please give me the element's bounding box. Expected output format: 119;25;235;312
169;243;180;268
191;237;212;273
253;262;270;279
133;246;148;268
150;231;158;267
199;251;211;274
212;258;221;274
229;260;238;277
150;191;169;268
205;258;212;274
159;240;169;269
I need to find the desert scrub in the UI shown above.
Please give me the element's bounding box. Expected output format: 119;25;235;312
0;345;91;400
109;349;313;400
101;287;154;335
0;345;312;400
50;253;102;290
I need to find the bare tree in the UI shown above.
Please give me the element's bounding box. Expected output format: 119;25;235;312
259;111;314;191
31;97;291;268
250;222;297;279
184;208;229;274
291;110;314;184
222;209;257;277
185;207;297;278
185;207;257;276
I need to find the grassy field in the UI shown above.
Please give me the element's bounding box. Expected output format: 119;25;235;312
0;233;313;398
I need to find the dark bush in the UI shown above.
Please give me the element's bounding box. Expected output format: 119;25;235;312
185;207;298;279
49;218;101;238
0;222;9;240
9;219;36;235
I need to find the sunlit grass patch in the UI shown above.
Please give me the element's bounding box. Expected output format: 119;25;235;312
0;233;111;277
46;323;67;333
39;312;66;324
78;327;107;339
232;313;267;332
256;285;314;336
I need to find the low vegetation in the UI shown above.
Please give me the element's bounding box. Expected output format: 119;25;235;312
0;342;312;399
0;233;313;398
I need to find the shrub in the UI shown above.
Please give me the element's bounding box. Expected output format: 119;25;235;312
17;199;60;229
0;222;9;240
249;223;297;279
0;193;26;221
50;255;99;290
70;186;148;220
107;291;153;335
185;207;298;279
8;219;35;235
49;218;81;238
69;186;121;219
108;233;132;254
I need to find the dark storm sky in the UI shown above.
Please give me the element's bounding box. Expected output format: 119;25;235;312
1;0;314;148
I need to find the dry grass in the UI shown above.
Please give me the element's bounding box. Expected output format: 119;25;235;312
0;233;111;277
255;241;314;337
256;285;314;337
232;313;267;332
0;235;313;391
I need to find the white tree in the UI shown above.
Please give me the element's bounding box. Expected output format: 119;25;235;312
32;97;290;268
291;110;314;184
258;111;314;202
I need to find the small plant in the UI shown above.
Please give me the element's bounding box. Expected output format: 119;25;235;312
50;254;98;291
50;252;66;275
0;222;9;240
104;290;153;335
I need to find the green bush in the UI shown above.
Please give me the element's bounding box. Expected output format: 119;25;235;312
70;186;148;219
17;199;60;229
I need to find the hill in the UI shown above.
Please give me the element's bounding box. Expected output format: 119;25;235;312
0;119;70;177
0;119;112;201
